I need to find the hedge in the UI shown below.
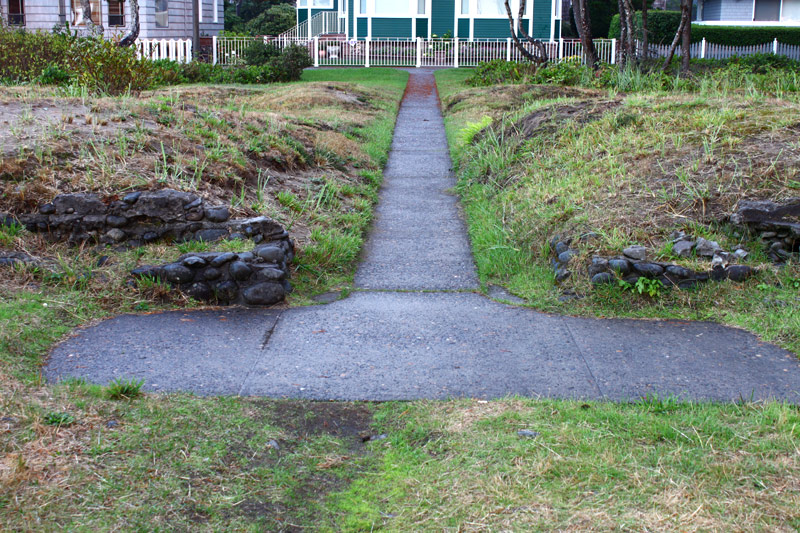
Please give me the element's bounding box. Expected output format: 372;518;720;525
609;11;682;44
610;12;800;46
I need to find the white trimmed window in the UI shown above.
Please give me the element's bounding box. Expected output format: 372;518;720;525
374;0;410;14
155;0;168;27
71;0;101;25
476;0;505;16
108;0;125;26
312;0;333;7
783;0;800;21
8;0;24;25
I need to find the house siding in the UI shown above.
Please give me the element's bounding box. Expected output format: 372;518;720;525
357;16;368;36
372;17;412;37
473;18;507;38
532;0;552;39
457;17;469;37
348;0;354;37
416;17;428;36
431;0;454;36
702;0;723;19
721;0;753;20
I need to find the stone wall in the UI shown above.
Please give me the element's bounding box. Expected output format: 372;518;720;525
132;243;294;307
5;189;291;248
730;198;800;263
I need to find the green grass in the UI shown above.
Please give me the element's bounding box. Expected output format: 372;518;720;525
435;69;800;355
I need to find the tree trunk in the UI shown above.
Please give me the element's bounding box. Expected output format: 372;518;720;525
661;4;687;72
504;0;548;64
641;0;648;59
81;0;104;36
573;0;598;69
618;0;636;66
118;0;141;47
680;0;691;74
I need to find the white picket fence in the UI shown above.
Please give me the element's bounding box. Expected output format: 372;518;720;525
136;38;193;63
212;36;618;67
278;11;345;42
638;38;800;61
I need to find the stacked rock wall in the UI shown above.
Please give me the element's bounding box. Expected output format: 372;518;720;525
6;190;289;247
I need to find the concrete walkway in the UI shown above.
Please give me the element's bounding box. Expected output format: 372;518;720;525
44;70;800;402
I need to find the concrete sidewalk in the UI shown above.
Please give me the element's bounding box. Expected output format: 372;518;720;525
44;70;800;403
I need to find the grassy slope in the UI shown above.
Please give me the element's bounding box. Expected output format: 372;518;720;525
436;68;800;355
2;69;800;531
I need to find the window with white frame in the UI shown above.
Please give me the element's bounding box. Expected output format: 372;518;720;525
155;0;169;27
753;0;780;20
461;0;469;14
299;0;308;6
313;0;333;7
476;0;505;15
783;0;800;20
8;0;24;25
374;0;409;14
360;0;367;13
72;0;101;25
418;0;425;14
108;0;125;26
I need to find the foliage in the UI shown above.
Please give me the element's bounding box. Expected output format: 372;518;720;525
38;64;72;85
44;411;76;426
692;24;800;46
0;24;72;82
243;3;297;36
609;10;682;44
270;44;313;81
67;36;157;95
243;40;281;65
458;116;493;145
465;59;538;86
105;377;145;400
619;277;664;298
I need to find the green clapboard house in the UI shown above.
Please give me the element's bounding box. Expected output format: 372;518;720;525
295;0;561;41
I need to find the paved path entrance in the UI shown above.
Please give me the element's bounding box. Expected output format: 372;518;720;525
45;70;800;402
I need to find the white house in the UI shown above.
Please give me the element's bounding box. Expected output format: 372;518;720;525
694;0;800;25
0;0;225;38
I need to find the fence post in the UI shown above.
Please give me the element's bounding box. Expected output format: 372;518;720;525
453;37;459;68
700;37;706;59
558;37;563;62
314;36;319;67
773;38;778;54
416;37;422;68
506;37;511;62
610;38;616;65
365;38;370;68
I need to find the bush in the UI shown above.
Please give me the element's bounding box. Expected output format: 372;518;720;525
268;43;312;81
0;25;72;82
692;25;800;46
244;3;297;36
466;59;538;86
609;11;682;44
243;40;281;65
38;64;72;85
67;37;157;95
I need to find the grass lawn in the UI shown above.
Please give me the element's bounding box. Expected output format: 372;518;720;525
436;67;800;355
1;67;799;531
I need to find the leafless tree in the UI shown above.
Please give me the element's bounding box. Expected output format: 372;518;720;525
661;0;691;74
617;0;637;66
641;0;649;59
503;0;548;64
572;0;598;69
118;0;141;47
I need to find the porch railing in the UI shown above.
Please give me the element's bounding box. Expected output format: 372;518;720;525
278;11;343;43
136;38;193;63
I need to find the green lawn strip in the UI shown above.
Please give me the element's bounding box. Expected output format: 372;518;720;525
333;398;800;531
435;70;800;355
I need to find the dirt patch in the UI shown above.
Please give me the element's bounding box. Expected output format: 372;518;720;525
265;400;375;444
506;99;622;141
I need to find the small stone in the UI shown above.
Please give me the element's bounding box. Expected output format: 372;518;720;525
123;192;141;204
182;256;207;268
185;281;213;301
142;231;159;242
106;215;128;228
557;250;576;264
554;241;569;255
267;439;280;450
517;430;540;438
130;265;161;279
588;257;608;276
105;228;126;242
204;206;230;223
670;230;687;242
579;232;600;242
39;203;55;215
255;245;285;263
608;258;630;274
665;265;693;279
229;261;252;281
726;265;754;282
281;279;293;294
96;255;110;267
185;207;204;221
243;282;285;306
554;267;571;283
734;248;749;260
238;252;255;262
711;266;727;281
368;434;388;441
623;245;647;261
183;197;202;210
162;264;194;284
695;237;722;257
203;267;222;280
253;266;285;281
632;262;664;277
210;252;237;267
214;280;239;302
106;420;119;428
229;232;246;241
711;252;730;269
672;240;695;258
194;229;228;242
591;272;615;285
761;231;777;239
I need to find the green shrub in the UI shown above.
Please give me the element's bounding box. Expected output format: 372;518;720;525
243;40;281;65
67;37;157;95
692;25;800;46
609;11;682;44
268;44;313;82
466;59;538;86
37;64;72;85
106;377;145;400
0;25;72;82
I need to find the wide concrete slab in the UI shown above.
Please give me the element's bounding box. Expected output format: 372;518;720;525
45;308;281;395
